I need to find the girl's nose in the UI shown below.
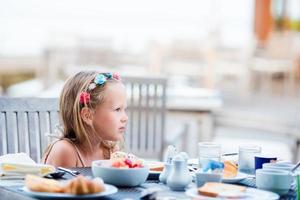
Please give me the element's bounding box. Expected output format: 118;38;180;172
122;112;128;122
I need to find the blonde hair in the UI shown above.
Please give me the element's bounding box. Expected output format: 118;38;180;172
44;71;123;161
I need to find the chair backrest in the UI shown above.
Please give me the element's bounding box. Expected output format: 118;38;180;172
0;76;167;162
122;76;167;160
0;98;59;163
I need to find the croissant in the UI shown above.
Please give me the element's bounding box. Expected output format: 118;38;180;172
25;174;63;193
25;174;105;195
63;175;105;195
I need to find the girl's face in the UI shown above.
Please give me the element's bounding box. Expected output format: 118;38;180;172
92;82;128;142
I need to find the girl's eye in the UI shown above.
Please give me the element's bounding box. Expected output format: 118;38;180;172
115;108;121;111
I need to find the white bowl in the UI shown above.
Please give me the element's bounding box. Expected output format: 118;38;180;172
256;168;292;195
92;160;149;187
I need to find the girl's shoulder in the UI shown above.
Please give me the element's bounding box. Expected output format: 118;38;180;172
52;139;77;154
45;139;78;167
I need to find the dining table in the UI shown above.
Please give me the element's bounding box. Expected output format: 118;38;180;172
0;167;297;200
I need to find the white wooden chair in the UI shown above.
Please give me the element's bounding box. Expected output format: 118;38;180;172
0;98;59;163
0;76;167;161
122;76;167;160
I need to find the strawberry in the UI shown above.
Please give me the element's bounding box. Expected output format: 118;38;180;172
132;163;138;168
124;158;133;168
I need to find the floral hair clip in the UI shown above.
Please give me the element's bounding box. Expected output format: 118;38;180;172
80;72;121;107
79;92;90;104
102;72;121;81
112;72;121;81
88;72;121;91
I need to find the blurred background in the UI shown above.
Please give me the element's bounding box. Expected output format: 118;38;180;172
1;0;300;161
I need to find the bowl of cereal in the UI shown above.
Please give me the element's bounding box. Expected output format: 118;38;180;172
92;152;149;187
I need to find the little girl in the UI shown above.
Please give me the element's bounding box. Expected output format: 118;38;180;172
43;71;128;167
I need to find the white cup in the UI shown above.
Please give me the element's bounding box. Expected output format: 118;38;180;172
263;162;297;185
195;171;222;187
256;168;292;195
262;162;294;171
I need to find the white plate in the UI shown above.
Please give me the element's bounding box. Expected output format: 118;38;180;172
222;172;248;183
145;161;164;169
149;170;161;174
22;184;118;199
186;187;279;200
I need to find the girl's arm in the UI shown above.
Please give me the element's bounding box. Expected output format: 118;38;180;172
44;140;78;168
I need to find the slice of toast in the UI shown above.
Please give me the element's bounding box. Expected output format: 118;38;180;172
147;162;164;172
198;182;246;197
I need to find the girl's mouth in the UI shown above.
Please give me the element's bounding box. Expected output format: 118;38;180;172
119;127;125;131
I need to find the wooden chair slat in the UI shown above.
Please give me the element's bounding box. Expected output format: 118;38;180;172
0;98;59;162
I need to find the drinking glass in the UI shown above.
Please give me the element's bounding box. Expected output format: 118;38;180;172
238;145;261;174
198;142;221;169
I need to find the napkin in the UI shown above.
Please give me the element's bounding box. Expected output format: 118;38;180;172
0;153;55;180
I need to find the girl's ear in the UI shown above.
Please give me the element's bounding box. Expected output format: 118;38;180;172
80;107;93;125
